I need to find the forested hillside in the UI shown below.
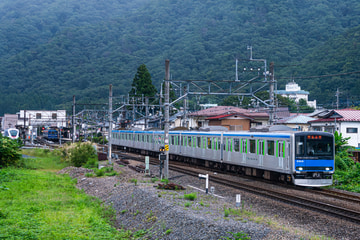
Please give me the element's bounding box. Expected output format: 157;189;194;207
1;0;360;114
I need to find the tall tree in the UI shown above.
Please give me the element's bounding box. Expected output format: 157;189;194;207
129;64;157;97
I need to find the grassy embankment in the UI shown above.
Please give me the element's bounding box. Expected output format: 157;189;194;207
0;148;134;239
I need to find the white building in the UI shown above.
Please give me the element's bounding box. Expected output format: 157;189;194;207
1;114;18;130
276;81;317;109
17;110;67;128
309;109;360;148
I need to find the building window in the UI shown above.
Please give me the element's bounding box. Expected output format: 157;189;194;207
346;128;358;133
36;113;41;119
52;113;57;119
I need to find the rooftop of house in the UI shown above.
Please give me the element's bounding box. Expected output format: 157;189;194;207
310;109;360;122
277;114;316;124
188;106;268;118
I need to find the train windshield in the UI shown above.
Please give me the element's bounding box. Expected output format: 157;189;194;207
9;130;18;137
295;134;333;159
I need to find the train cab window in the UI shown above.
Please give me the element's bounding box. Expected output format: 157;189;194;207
295;136;305;156
234;138;240;152
267;140;275;155
249;139;256;153
207;137;212;149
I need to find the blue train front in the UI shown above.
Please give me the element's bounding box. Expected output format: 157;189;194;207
293;132;334;187
111;130;335;187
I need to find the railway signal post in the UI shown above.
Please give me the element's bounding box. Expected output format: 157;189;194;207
159;146;166;179
164;59;170;179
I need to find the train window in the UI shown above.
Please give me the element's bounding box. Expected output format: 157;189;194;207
234;138;240;152
197;137;201;148
171;136;174;145
217;138;221;150
188;136;192;147
207;137;212;149
267;140;275;155
249;139;256;153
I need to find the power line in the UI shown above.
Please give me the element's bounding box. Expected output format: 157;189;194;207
278;70;360;79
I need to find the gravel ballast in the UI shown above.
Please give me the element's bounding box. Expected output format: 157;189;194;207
59;162;359;240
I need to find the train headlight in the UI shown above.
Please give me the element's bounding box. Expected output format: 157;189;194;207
296;167;303;171
325;167;330;171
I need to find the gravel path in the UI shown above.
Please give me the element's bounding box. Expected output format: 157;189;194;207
59;162;359;240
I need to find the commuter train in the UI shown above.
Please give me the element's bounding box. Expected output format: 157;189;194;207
42;129;59;141
3;128;20;139
111;129;335;187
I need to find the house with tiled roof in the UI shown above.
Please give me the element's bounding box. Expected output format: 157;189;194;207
309;109;360;148
276;114;316;131
187;106;269;130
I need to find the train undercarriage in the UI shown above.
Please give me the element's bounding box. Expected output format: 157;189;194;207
113;144;293;184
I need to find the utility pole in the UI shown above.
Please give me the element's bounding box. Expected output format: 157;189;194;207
72;96;76;143
269;62;275;125
145;97;149;129
335;88;341;110
23;110;26;145
164;59;170;179
108;84;113;164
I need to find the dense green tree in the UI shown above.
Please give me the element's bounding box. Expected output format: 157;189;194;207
1;0;360;115
334;131;354;171
129;64;157;98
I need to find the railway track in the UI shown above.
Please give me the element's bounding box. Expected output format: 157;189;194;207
114;150;360;225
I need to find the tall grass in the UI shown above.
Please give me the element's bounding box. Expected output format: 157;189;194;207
22;148;69;171
0;148;134;239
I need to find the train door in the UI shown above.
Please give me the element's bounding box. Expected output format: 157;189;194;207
223;137;232;162
278;140;285;169
258;140;264;167
201;137;206;158
286;141;291;170
241;139;247;163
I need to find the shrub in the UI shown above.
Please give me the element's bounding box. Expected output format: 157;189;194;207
61;142;97;167
224;208;230;217
130;178;138;185
0;134;23;167
184;193;197;201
